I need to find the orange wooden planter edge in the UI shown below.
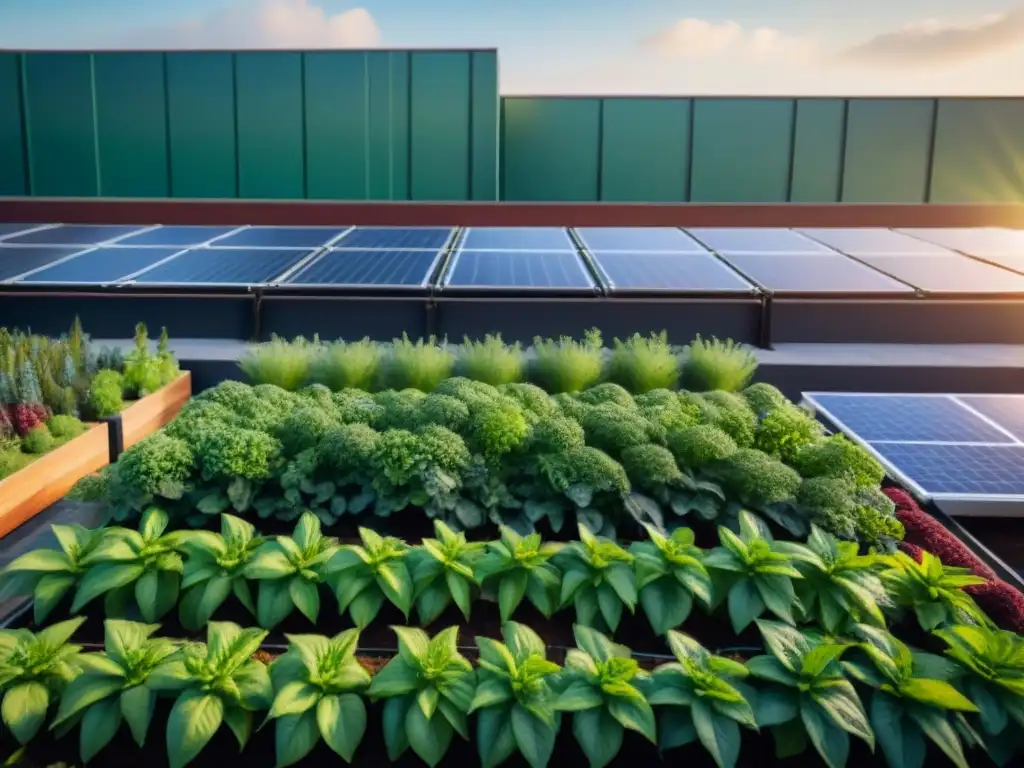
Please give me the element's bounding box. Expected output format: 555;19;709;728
118;371;192;451
0;423;110;539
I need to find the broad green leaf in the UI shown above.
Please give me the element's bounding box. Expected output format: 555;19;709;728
369;658;421;699
134;569;163;623
658;706;698;752
801;698;850;768
271;680;322;718
223;704;253;749
471;675;514;712
755;620;811;673
966;679;1008;736
274;710;320;768
378;563;414;615
289;577;320;623
415;581;451;626
257;578;295;629
406;701;453;768
692;698;741;768
79;695;122;763
419;687;441;719
4;547;73;574
812;680;874;748
53;674;125;726
317;693;366;762
727;580;765;634
140;507;169;541
553;681;602;712
603;565;637;609
72;563;145;612
573;705;624;768
166;690;225;768
33;573;77;624
607;696;656;742
234;659;274;710
560;566;591;605
439;674;477;715
908;706;970;768
872;692;926;768
382;696;411;761
196;574;234;627
573;625;627;663
512;704;557;768
394;627;431;666
499;570;528;622
900;679;979;712
121;684;155;747
640;578;691;636
2;681;50;744
244;547;297;580
753;687;800;727
755;574;797;624
802;644;849;679
477;705;517;768
349;587;385;629
146;659;191;692
447;571;473;619
104;619;157;664
285;634;331;676
596;582;624;633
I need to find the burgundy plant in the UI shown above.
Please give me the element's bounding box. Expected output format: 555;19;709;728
897;541;924;563
965;581;1024;634
8;403;42;437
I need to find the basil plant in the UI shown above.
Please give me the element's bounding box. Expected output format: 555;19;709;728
629;525;712;636
408;520;487;625
556;525;637;634
326;528;414;628
474;527;564;622
881;550;989;631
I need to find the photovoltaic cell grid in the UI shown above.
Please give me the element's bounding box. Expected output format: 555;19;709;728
573;228;708;253
897;228;1024;258
460;228;574;251
445;251;594;290
0;246;91;282
591;252;755;292
797;228;954;256
0;224;49;239
804;392;1024;500
14;247;186;284
285;249;441;287
2;224;153;245
206;227;350;249
127;248;315;285
686;227;835;254
720;253;914;294
115;226;244;247
331;227;454;250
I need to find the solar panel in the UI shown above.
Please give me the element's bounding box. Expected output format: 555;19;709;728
285;249;439;287
446;250;594;289
797;228;952;256
2;224;151;245
16;247;184;284
897;228;1024;258
593;252;753;292
129;248;314;285
114;226;242;247
331;227;454;250
686;227;833;254
721;254;913;294
858;254;1024;293
0;224;48;239
870;443;1024;497
958;396;1024;442
209;227;349;249
460;228;574;251
972;254;1024;275
0;246;89;281
574;228;708;253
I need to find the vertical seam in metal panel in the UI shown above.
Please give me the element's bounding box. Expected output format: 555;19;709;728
232;53;240;198
836;99;850;203
89;54;102;196
406;52;413;201
388;53;395;201
16;53;32;195
499;96;506;200
923;98;939;203
785;98;798;202
300;53;309;200
684;98;696;202
467;52;475;201
162;52;174;197
363;52;370;200
595;98;605;202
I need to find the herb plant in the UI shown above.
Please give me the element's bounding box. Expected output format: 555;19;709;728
0;618;85;745
239;335;315;391
647;631;757;768
551;625;655;768
470;622;563;768
747;620;874;768
678;336;758;393
530;329;604;394
473;526;563;621
607;332;679;394
556;524;637;634
310;338;382;391
326;528;414;628
408;520;487;624
881;550;989;631
629;525;712;636
367;626;477;767
267;629;372;766
378;333;455;391
459;334;525;386
149;622;273;768
243;511;339;628
51;620;179;762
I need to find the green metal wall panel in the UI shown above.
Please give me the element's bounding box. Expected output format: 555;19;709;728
601;99;689;202
470;51;499;201
304;52;368;200
789;99;844;203
367;52;398;200
410;52;471;201
389;53;411;200
165;52;237;198
690;99;793;202
93;53;168;197
930;99;1024;203
0;54;26;196
842;99;934;203
23;53;98;197
235;52;304;199
502;98;600;201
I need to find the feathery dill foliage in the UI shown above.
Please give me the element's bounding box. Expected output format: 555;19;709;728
608;331;680;393
238;335;318;391
310;337;382;391
378;333;455;391
530;328;604;393
458;334;525;386
679;335;758;393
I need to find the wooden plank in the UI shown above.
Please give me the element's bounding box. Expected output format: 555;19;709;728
118;371;192;451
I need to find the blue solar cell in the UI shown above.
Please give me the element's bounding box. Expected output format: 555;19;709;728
0;246;88;281
2;224;150;245
131;248;313;285
594;253;753;292
956;396;1024;442
897;228;1024;258
332;227;453;250
857;255;1024;293
0;224;46;239
287;250;438;286
115;226;241;247
797;228;951;256
17;247;183;284
575;228;708;253
810;394;1012;443
460;228;573;251
871;443;1024;496
447;250;593;289
210;227;348;248
723;254;912;293
686;227;833;254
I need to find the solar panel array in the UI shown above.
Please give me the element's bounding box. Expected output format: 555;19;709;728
1;223;1023;295
804;392;1024;501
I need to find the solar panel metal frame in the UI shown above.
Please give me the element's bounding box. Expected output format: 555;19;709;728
197;225;355;250
0;224;59;241
271;246;447;292
0;245;100;284
0;223;161;246
328;226;458;252
110;225;249;248
6;246;192;286
804;391;1024;503
586;251;758;297
440;248;599;296
116;246;322;289
853;253;1024;297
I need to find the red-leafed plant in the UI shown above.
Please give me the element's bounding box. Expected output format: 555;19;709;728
8;403;42;437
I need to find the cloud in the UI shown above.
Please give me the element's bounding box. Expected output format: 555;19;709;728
839;8;1024;67
123;0;381;49
641;18;815;63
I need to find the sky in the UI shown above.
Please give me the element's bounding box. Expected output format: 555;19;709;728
2;0;1024;95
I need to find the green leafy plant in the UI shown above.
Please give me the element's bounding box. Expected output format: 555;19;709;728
556;524;637;634
0;524;104;624
470;622;563;768
267;629;372;766
881;550;989;631
795;526;889;634
148;621;273;768
607;332;679;394
842;624;981;768
243;511;339;628
51;620;180;762
629;526;712;636
367;626;476;767
378;333;455;391
531;329;604;394
72;507;189;622
0;618;85;745
459;334;525;386
474;527;563;621
647;631;757;768
679;336;758;392
177;514;265;631
326;528;414;628
21;424;54;454
408;520;487;625
551;625;655;768
239;335;316;391
88;369;124;417
747;620;874;768
310;338;381;391
703;511;816;633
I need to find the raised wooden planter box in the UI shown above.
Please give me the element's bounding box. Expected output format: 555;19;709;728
105;371;192;459
0;423;110;539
